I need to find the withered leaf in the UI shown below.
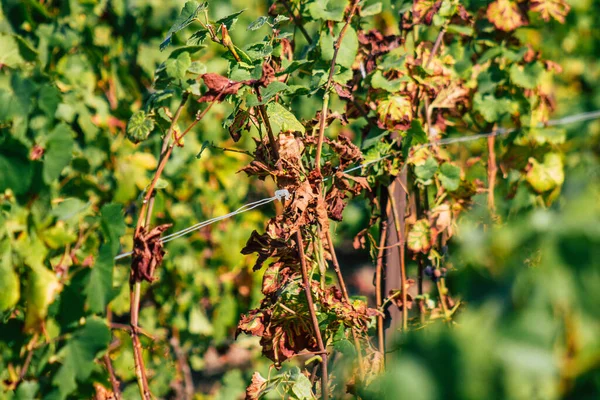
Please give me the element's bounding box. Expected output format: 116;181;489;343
130;224;172;284
229;109;250;142
198;73;244;103
245;372;267;400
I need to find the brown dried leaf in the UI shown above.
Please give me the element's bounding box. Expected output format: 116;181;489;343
413;0;443;25
245;372;267;400
130;224;171;284
198;73;244;103
229;110;250;142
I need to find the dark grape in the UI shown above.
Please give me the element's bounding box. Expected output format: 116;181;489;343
424;265;433;277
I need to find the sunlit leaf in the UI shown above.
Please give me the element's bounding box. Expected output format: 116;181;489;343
266;102;305;134
407;219;432;253
160;1;208;51
126;110;155;144
487;0;527;31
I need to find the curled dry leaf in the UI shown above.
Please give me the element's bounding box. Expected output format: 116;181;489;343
245;371;267;400
198;73;244;102
413;0;443;25
130;224;172;284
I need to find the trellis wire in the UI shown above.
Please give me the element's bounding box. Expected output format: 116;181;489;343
114;109;600;261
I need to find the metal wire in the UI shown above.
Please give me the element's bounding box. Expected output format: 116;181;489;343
113;109;600;261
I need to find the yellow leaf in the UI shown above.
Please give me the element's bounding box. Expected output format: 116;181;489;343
487;0;527;31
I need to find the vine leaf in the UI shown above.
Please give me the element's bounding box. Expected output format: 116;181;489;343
130;224;172;284
530;0;570;23
526;153;564;193
246;371;267;400
52;318;111;398
160;1;208;51
166;51;192;84
43;123;75;184
198;73;244;102
407;219;433;254
439;163;461;191
266;102;305;134
86;204;125;314
415;157;438;181
126;110;155;144
509;63;543;89
320;25;359;69
248;16;269;31
0;240;19;312
308;0;348;22
486;0;528;31
413;0;442;25
24;265;62;332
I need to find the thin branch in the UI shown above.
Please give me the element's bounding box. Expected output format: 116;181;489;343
281;0;313;44
296;230;328;400
170;330;194;400
324;230;365;377
258;104;280;162
16;333;38;387
324;230;349;299
104;353;122;400
314;0;360;175
130;282;151;400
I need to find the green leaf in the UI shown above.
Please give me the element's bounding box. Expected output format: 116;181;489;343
403;120;428;160
439;163;461;191
266;102;305;134
189;305;214;335
43;123;75;184
53;318;111;397
38;84;61;118
212;292;237;342
215;10;245;31
0;240;19;312
446;24;474;36
248;16;269;30
0;33;36;68
415;157;438;181
86;244;116;314
371;70;408;92
160;1;208;51
86;204;124;314
509;62;544;89
308;0;348;21
13;381;40;400
320;25;358;69
292;372;315;399
100;203;126;254
187;29;209;46
360;2;383;17
526;153;564;193
473;93;514;123
261;81;289;103
407;219;432;253
166;51;192;83
188;60;207;74
126;110;155;144
273;15;290;25
51;198;91;221
0;146;33;195
25;265;61;332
